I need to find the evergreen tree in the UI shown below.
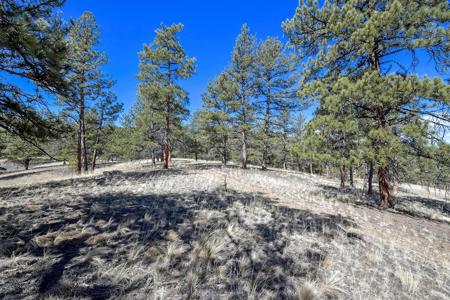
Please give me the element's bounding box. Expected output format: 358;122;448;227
284;0;450;208
1;134;42;170
138;23;196;169
254;37;299;170
230;24;257;169
88;91;123;170
0;0;68;144
60;12;108;174
273;108;295;169
198;71;239;165
133;96;164;164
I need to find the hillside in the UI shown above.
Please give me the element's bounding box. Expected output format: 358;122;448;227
0;160;449;299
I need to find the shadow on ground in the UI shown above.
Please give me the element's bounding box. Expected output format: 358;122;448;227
0;169;357;299
315;183;450;222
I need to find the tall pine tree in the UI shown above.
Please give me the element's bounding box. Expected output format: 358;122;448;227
284;0;449;208
138;23;196;169
230;24;257;169
61;12;108;174
254;37;299;170
198;71;239;165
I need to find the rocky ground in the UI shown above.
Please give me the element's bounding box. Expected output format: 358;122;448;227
0;159;449;299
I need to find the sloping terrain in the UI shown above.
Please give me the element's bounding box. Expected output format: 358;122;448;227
0;160;449;299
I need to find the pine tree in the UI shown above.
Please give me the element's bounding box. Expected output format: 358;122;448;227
1;134;42;170
88;91;123;170
284;0;450;208
133;95;164;164
230;24;257;169
138;23;196;169
198;71;239;166
254;37;299;170
274;108;295;169
61;12;108;174
0;0;68;144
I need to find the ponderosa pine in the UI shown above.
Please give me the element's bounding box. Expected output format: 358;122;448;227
254;37;299;170
138;23;195;169
284;0;449;208
230;24;257;169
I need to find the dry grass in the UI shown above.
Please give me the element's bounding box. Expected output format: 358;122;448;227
0;159;449;299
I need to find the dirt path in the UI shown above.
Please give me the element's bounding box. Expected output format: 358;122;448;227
205;168;450;264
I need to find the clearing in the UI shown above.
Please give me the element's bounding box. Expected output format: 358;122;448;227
0;159;449;299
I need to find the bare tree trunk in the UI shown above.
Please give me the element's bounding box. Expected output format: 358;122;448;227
378;167;391;208
309;162;313;175
367;162;374;195
194;152;198;161
340;165;346;188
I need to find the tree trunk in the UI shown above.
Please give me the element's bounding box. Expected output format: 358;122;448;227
325;164;331;177
241;130;247;169
309;162;313;175
24;158;30;170
194;152;198;161
222;135;228;166
349;165;354;187
77;122;82;174
91;148;98;171
296;157;301;171
91;135;100;171
340;165;346;188
262;81;271;171
151;150;156;166
378;167;391;208
367;162;374;195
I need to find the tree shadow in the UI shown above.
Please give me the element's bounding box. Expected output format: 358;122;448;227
315;183;450;222
0;169;52;181
0;170;357;299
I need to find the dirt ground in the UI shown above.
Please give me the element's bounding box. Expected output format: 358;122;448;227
0;159;449;299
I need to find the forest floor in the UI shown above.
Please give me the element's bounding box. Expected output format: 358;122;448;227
0;159;449;299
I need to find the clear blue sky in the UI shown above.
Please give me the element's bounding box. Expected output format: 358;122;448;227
59;0;300;116
58;0;445;120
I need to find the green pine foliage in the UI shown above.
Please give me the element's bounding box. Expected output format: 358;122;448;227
197;71;239;165
284;0;450;207
230;24;257;169
254;36;300;169
138;23;196;169
0;0;68;144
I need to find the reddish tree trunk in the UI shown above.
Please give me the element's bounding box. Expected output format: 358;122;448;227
378;167;391;208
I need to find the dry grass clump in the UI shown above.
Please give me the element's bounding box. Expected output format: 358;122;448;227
0;160;449;299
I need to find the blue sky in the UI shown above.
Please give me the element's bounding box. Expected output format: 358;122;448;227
55;0;446;122
59;0;300;116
